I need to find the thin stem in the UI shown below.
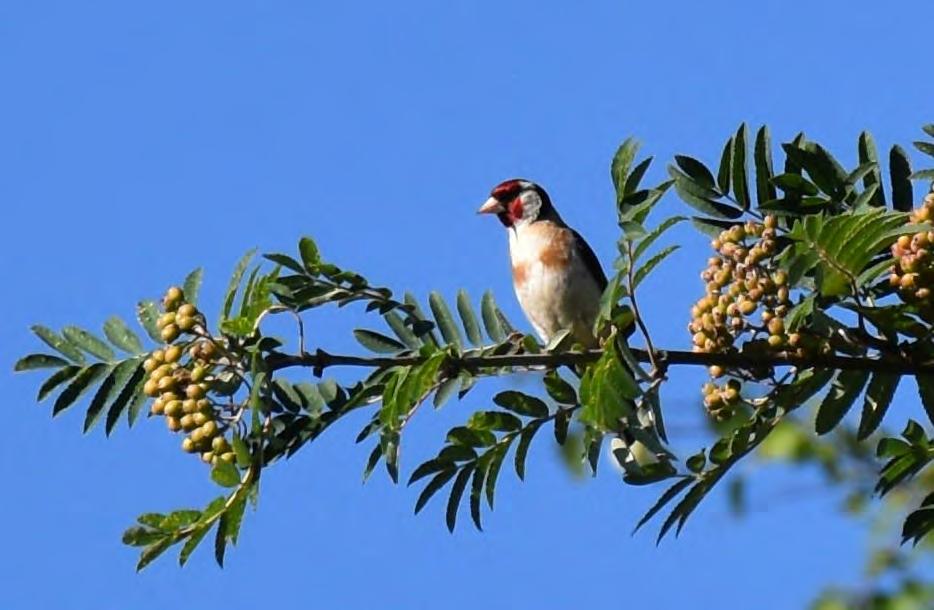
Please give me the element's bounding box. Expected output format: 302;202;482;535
265;346;934;376
626;241;660;375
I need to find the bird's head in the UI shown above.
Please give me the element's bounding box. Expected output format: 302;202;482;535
477;179;555;228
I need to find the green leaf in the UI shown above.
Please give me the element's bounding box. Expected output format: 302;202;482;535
611;138;641;202
890;145;913;212
353;329;407;354
579;335;640;431
178;523;211;567
62;326;115;361
624;158;653;197
543;370;577;404
632;216;686;263
485;443;509;508
403;293;439;346
480;291;506;342
433;378;459;409
384;312;420;349
754;125;777;205
916;375;934;427
37;365;81;401
105;363;146;435
31;325;84;363
674;155;716;189
136;301;162;343
914;140;934;158
52;363;108;417
690;217;737;238
263;253;305;274
469;459;487;530
14;354;68;371
183;268;204;305
299;237;321;271
468;411;522;432
634;245;679;288
429;292;463;349
771;173;819;196
910;169;934;180
121;526;164;547
857;373;900;440
414;469;457;514
858;131;886;207
211;461;241;488
815;370;870;435
732;123;751;210
136;537;174;572
514;419;545;480
447;426;497;447
456;290;483;347
223;491;247;545
717;136;733;195
103;316;144;355
84;358;141;433
633;477;693;534
231;434;251;468
446;465;474;532
670;167;742;219
222;249;257;321
493;391;549;418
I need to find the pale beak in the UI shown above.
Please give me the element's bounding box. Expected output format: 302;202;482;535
477;196;505;215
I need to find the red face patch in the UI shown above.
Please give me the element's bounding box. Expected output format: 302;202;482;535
508;197;524;222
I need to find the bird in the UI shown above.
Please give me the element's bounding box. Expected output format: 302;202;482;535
478;178;608;348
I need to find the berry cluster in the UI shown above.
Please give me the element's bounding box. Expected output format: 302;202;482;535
701;379;741;416
890;190;934;320
688;215;826;419
143;287;235;466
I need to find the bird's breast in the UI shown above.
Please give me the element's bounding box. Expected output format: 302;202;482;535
507;221;602;345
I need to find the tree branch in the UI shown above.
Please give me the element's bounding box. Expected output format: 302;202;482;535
265;346;934;376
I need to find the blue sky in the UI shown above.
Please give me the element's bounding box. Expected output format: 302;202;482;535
2;1;933;608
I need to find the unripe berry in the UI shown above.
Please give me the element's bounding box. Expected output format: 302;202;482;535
219;452;236;464
177;303;197;318
163;286;184;311
186;383;206;400
143;358;158;373
211;436;229;452
150;400;165;416
166;416;181;432
709;365;725;378
143;379;159;397
180;414;196;431
161;324;180;343
182;437;196;453
157;312;176;330
768;317;785;335
164;345;182;363
177;316;196;331
164;400;183;417
192;412;209;426
156;376;176;392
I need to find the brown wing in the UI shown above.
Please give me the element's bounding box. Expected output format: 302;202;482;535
571;230;608;292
